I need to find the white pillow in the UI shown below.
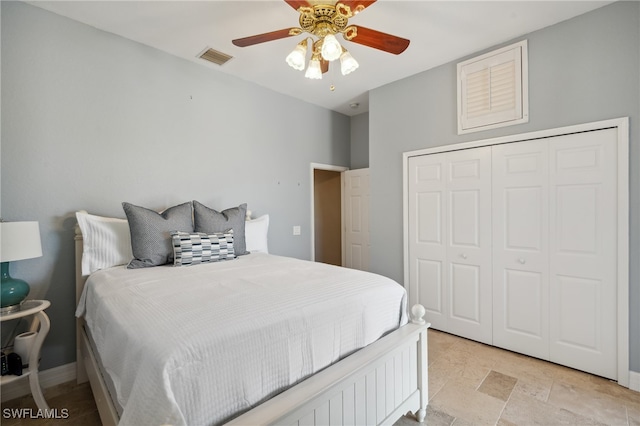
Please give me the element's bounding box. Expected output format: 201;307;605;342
245;214;269;253
76;211;133;275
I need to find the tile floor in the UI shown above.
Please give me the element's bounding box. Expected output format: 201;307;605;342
2;329;638;425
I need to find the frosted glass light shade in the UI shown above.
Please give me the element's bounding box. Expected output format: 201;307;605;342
1;222;42;262
286;44;307;71
321;34;342;61
340;50;359;75
305;58;323;79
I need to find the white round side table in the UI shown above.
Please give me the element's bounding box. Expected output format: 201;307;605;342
0;299;51;410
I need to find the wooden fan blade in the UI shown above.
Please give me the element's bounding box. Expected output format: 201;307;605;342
346;25;410;55
284;0;312;11
321;58;329;73
338;0;376;15
232;28;298;47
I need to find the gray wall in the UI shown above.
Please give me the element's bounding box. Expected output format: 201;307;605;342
350;112;369;169
369;1;640;372
1;2;350;370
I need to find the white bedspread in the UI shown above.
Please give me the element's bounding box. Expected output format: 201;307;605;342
76;253;407;426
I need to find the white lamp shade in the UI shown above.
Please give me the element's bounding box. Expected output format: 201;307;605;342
340;50;359;75
321;34;342;61
305;58;323;80
0;222;43;262
286;44;307;70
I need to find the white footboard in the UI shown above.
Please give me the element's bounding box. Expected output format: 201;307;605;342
227;307;430;426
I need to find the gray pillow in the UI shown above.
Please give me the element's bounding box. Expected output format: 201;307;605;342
193;201;248;256
122;201;194;268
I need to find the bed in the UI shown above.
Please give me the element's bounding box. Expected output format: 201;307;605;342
74;203;430;425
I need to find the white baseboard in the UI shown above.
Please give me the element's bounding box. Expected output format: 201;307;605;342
629;370;640;392
1;362;77;402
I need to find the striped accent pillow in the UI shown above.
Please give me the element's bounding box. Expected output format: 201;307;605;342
170;230;235;266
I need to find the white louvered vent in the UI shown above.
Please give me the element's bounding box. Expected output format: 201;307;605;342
198;47;233;66
457;40;528;134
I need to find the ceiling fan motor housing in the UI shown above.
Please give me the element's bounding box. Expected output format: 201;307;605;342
299;4;352;39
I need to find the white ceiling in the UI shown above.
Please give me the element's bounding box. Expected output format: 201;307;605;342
28;0;612;116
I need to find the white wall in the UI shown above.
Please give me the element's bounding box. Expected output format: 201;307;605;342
369;1;640;372
0;2;350;369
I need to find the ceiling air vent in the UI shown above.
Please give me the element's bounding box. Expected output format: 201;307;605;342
198;47;233;66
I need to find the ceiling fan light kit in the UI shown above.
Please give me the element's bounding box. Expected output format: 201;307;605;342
320;34;342;61
285;41;308;70
305;56;323;79
232;0;409;82
339;49;359;75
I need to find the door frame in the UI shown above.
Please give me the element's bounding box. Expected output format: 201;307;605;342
402;117;629;387
310;163;348;263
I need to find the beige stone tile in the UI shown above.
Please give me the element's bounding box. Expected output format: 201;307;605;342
395;406;455;426
429;376;506;425
427;352;491;392
491;352;558;392
450;417;477;426
477;370;518;401
629;403;640;426
496;418;518;426
544;362;611;390
428;329;461;365
427;329;460;347
428;360;450;400
511;378;553;402
547;381;628;425
500;390;606;425
424;405;456;426
585;378;640;408
393;414;418;425
431;340;496;388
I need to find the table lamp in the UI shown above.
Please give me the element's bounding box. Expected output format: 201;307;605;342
1;221;43;313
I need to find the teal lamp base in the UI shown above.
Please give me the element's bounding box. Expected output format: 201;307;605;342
1;262;30;314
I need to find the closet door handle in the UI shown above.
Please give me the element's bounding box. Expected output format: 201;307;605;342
518;258;526;264
461;253;468;259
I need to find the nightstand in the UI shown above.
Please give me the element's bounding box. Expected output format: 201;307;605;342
0;299;51;410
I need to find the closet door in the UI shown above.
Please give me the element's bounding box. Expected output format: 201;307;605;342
446;148;492;344
408;148;492;344
549;128;617;379
492;141;549;359
408;154;448;330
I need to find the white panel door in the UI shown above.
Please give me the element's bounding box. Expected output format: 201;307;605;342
548;129;617;379
446;148;492;344
492;140;550;358
344;169;370;271
408;147;492;343
408;155;448;330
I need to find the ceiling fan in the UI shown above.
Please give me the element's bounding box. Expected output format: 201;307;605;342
231;0;410;80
